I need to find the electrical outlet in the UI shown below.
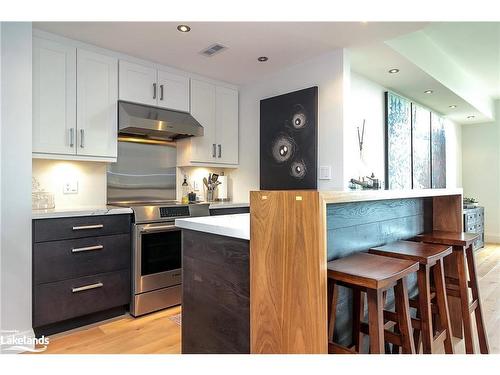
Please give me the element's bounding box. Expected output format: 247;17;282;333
63;180;78;194
193;180;199;191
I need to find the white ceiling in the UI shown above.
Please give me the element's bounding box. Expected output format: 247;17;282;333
33;21;426;85
350;43;489;124
423;22;500;99
350;22;500;124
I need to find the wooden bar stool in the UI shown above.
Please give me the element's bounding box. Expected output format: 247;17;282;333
415;231;489;354
369;240;454;354
327;252;419;354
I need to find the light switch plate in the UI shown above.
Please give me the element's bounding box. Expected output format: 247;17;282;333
193;180;199;191
63;180;78;194
319;166;332;180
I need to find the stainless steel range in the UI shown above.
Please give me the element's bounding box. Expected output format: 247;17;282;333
130;203;209;317
107;129;209;316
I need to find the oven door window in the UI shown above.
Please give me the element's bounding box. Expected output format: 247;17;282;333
141;230;182;275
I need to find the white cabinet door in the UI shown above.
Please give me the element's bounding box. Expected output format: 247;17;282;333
157;70;190;112
215;86;239;164
77;49;118;158
118;60;157;106
33;37;76;155
189;79;216;162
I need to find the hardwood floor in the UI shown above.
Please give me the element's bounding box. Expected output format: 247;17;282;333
37;244;499;354
39;306;181;354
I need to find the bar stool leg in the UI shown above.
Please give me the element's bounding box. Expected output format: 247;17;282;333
417;265;433;354
433;258;454;354
367;289;384;354
328;282;339;343
465;245;490;354
394;277;416;354
413;309;422;353
455;247;475;354
351;288;363;352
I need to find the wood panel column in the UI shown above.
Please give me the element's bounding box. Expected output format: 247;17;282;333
250;191;328;353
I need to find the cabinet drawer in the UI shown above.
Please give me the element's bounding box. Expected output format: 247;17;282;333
34;214;131;242
34;270;130;327
34;234;130;284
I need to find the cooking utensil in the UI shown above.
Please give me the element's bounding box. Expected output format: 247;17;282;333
211;173;219;183
203;177;209;189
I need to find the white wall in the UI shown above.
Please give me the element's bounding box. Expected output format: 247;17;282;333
346;73;386;183
231;49;350;202
462;100;500;243
32;159;107;208
0;22;34;349
347;72;463;189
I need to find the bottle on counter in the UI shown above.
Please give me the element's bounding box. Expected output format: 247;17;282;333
181;176;190;204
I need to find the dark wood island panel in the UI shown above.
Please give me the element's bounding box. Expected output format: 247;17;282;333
182;229;250;354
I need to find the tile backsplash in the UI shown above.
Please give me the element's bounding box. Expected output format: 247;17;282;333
176;166;233;202
32;159;235;209
32;159;107;208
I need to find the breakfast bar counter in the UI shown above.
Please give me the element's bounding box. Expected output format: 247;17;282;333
250;188;463;354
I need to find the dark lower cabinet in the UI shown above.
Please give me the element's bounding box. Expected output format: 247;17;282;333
182;229;250;354
33;214;131;336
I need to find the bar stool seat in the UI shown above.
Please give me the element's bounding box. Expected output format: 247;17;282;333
370;240;454;354
327;252;419;354
414;231;489;354
416;230;479;247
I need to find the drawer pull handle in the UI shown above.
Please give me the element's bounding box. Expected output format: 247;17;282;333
72;282;103;293
71;245;104;253
72;224;104;231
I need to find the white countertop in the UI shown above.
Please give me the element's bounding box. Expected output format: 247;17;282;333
32;205;133;219
175;213;250;240
208;202;249;209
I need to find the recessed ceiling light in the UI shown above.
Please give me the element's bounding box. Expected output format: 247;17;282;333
388;68;399;74
177;24;191;33
467;115;475;120
257;56;269;62
449;105;457;109
424;90;434;94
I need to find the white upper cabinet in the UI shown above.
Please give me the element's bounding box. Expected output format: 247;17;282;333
215;86;239;164
189;79;217;162
33;37;77;155
32;36;119;162
77;49;118;158
118;60;157;106
119;60;190;112
177;79;239;166
157;69;190;112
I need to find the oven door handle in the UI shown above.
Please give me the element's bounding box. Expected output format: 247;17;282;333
139;224;178;234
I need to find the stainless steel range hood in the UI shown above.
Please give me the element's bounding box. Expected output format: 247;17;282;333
118;101;203;141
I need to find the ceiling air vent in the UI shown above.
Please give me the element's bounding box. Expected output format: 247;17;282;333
200;43;227;57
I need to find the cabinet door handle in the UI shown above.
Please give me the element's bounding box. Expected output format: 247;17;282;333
212;144;216;158
160;84;164;101
153;83;157;99
71;245;104;253
72;282;103;293
69;128;75;147
218;144;222;158
80;129;85;148
72;224;104;231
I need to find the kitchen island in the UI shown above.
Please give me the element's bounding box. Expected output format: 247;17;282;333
177;189;464;354
251;188;463;354
175;214;250;354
